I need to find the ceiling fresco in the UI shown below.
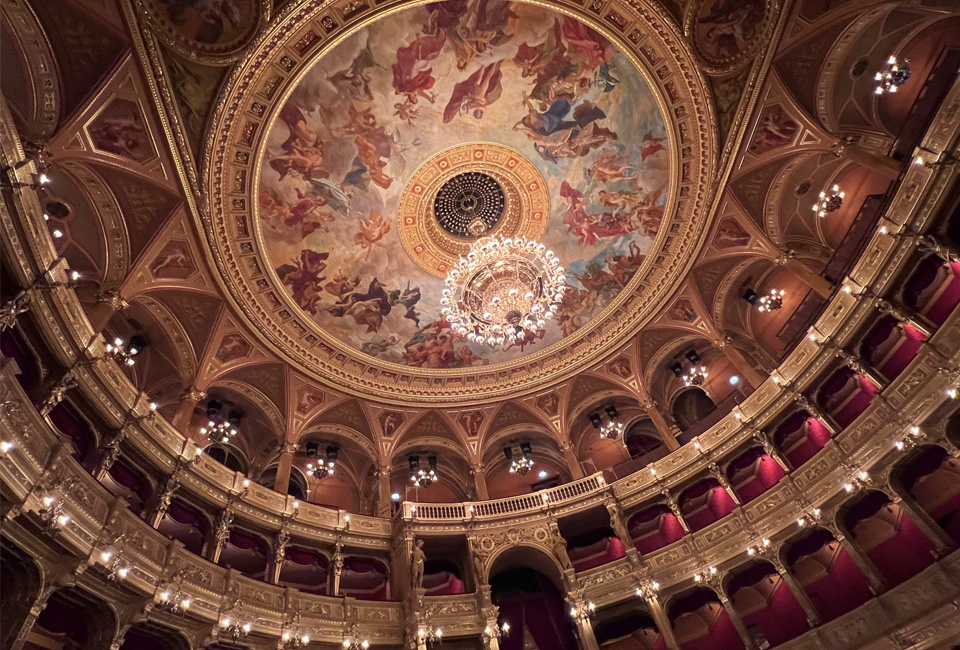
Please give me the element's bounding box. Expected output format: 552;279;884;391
256;0;670;369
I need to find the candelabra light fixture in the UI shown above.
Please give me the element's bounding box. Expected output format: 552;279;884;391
757;289;785;313
483;621;510;645
746;537;771;557
843;470;872;493
1;265;81;331
281;611;310;648
683;365;708;387
342;623;370;650
418;624;443;645
813;185;844;218
156;575;192;615
218;600;252;642
103;336;145;367
875;56;910;94
797;507;822;528
894;426;926;451
635;579;660;600
410;455;439;487
569;600;596;621
201;400;242;444
442;235;566;348
38;493;71;533
307;444;338;478
693;565;718;584
589;404;624;440
505;441;534;475
98;535;132;582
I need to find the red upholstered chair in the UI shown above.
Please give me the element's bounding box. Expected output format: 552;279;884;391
817;368;879;429
669;589;745;650
905;258;960;326
774;411;831;468
629;504;685;554
726;448;785;504
729;563;809;647
861;317;926;381
845;492;936;587
279;548;329;594
786;529;871;623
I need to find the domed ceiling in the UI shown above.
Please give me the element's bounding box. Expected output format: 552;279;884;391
209;0;714;404
257;2;670;368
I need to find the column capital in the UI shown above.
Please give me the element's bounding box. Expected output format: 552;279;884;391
279;441;298;456
94;287;128;311
470;462;486;476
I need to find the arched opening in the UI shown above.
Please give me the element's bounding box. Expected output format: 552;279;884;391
119;622;190;650
727;561;809;647
0;326;42;391
671;388;716;431
258;465;309;501
725;446;785;504
896;445;960;544
203;443;248;474
593;600;666;649
217;528;270;580
310;475;359;512
679;478;736;532
423;558;466;596
100;458;152;515
28;586;117;650
668;587;744;650
48;399;98;464
279;547;329;594
627;503;685;554
624;419;668;464
1;541;42;649
841;490;936;587
560;507;626;572
340;555;390;601
816;367;880;429
859;316;926;382
783;528;871;622
772;410;831;468
489;547;577;650
156;499;208;555
903;254;960;326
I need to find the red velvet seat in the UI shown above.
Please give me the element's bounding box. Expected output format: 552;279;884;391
629;505;685;554
730;564;809;647
569;536;626;572
726;449;785;504
774;411;831;468
680;481;737;532
817;369;879;429
906;259;960;325
218;529;269;580
861;317;926;381
847;493;936;587
422;570;465;595
786;530;871;623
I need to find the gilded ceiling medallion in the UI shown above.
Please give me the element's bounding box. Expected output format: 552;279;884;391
398;143;549;278
205;0;716;403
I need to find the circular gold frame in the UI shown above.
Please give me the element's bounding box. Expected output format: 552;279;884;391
203;0;718;405
398;143;550;278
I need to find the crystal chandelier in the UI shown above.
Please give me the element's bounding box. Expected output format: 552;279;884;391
875;56;910;94
592;404;623;440
757;289;785;313
201;402;241;444
103;336;143;367
505;442;534;475
307;445;338;478
410;455;438;487
683;366;708;387
441;235;566;348
813;185;844;218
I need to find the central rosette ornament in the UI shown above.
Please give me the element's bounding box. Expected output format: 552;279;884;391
441;235;566;348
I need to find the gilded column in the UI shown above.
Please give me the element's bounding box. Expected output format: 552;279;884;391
471;463;489;500
268;530;289;584
559;441;584;479
770;556;821;628
880;481;956;554
87;288;127;333
636;580;679;650
776;251;833;298
172;387;204;434
331;536;344;596
714;337;765;389
208;509;234;564
823;523;888;594
273;442;297;494
709;462;741;507
640;400;679;451
376;465;393;517
662;491;690;534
